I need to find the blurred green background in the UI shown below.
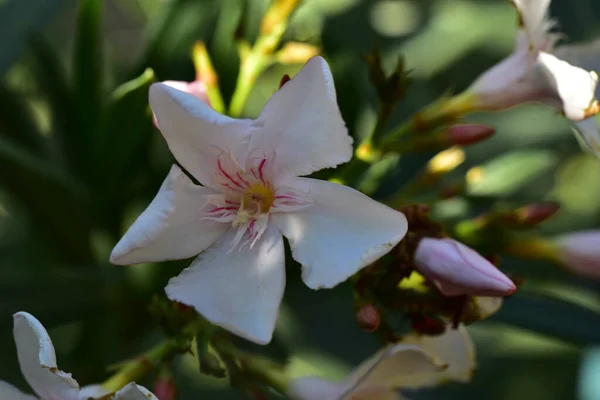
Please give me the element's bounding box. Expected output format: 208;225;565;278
2;0;600;399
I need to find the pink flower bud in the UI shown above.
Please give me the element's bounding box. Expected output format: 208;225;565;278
554;231;600;278
154;376;177;400
153;80;209;128
444;124;495;146
414;238;516;297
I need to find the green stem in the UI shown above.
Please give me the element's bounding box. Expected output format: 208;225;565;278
102;339;181;392
228;0;301;117
229;50;272;117
193;42;226;114
215;341;290;394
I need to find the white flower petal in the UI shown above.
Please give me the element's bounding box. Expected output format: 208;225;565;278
149;82;255;187
78;384;110;399
111;165;229;265
287;377;346;400
468;33;539;111
272;178;407;289
399;326;476;388
554;40;600;101
250;56;352;181
110;383;159;400
0;381;37;400
13;312;80;400
343;344;445;397
512;0;556;50
537;51;598;121
165;225;286;344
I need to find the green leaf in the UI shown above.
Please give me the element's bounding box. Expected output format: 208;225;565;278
73;0;104;175
0;136;93;263
492;292;600;345
0;0;66;76
99;68;156;188
28;37;82;169
0;84;46;154
552;154;600;215
467;149;557;197
93;69;155;236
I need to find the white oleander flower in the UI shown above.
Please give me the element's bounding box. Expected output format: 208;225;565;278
111;56;408;344
0;312;157;400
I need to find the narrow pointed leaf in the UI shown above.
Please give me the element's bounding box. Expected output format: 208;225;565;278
493;292;600;345
28;36;81;172
73;0;104;177
99;68;156;188
0;84;46;154
0;0;66;76
0;137;93;263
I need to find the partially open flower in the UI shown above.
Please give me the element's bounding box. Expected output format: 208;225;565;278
553;230;600;278
466;0;599;121
111;56;408;345
414;238;516;297
0;312;157;400
287;326;475;400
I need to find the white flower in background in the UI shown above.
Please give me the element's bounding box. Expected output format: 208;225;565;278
414;238;516;297
552;230;600;278
554;39;600;157
110;56;408;345
287;326;475;400
466;0;599;121
0;312;157;400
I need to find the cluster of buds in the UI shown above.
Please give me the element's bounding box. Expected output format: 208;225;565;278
354;204;518;339
365;47;412;107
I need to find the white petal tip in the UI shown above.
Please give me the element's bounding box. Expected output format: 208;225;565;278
109;246;129;266
165;284;274;346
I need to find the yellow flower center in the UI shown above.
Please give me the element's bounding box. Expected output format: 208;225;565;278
233;184;275;227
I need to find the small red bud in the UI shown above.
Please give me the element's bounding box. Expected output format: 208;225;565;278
279;74;291;89
410;315;446;335
356;304;381;333
154;376;177;400
515;202;560;226
445;124;495;146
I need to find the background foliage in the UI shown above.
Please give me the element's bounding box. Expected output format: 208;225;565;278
1;0;600;398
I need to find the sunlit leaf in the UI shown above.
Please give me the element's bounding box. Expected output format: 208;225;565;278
467;150;557;197
552;154;600;214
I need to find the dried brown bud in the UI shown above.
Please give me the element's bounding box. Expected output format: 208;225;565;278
279;74;291;89
515;202;560;226
356;304;381;332
409;314;446;335
444;124;495;146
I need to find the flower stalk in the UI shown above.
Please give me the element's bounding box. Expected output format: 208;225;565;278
192;41;226;114
102;339;184;392
228;0;302;117
214;341;290;394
